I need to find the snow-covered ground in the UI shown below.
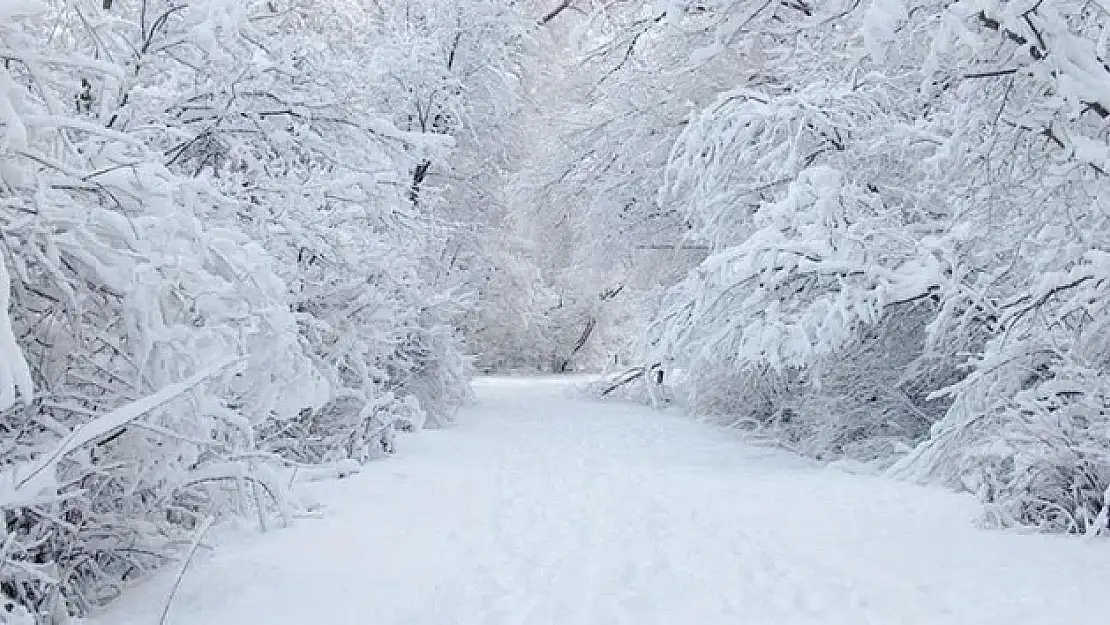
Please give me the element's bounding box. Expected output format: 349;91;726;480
91;377;1110;625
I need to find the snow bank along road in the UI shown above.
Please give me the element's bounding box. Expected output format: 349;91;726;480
94;377;1110;625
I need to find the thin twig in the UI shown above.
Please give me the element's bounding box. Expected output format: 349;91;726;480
159;515;215;625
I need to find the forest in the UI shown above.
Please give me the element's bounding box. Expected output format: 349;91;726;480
2;0;1109;622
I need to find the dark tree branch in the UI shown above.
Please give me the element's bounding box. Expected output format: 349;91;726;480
964;68;1019;79
539;1;572;26
409;160;431;206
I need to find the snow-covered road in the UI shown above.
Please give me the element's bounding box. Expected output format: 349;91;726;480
94;377;1110;625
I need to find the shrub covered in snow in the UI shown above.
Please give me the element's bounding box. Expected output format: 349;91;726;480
569;0;1110;535
0;0;531;619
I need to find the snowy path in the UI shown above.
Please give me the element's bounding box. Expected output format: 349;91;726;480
94;377;1110;625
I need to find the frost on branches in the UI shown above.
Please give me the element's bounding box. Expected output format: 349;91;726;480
0;0;494;620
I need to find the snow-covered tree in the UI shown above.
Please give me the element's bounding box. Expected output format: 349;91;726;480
0;0;511;619
620;0;1110;533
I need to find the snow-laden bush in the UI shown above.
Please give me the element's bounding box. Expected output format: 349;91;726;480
1;4;317;616
894;252;1110;535
628;0;1110;533
1;1;483;620
644;78;959;461
883;0;1110;534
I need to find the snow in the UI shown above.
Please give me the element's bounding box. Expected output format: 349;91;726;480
0;249;32;413
0;0;44;22
3;357;244;506
862;0;907;62
88;377;1110;625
